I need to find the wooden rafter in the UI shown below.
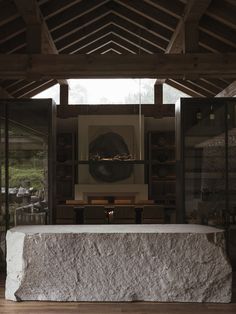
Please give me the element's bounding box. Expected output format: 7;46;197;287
199;16;236;49
109;1;172;41
47;0;110;32
0;0;19;27
0;17;25;44
50;6;111;41
0;53;236;80
58;25;114;53
15;80;58;98
54;11;169;53
13;0;67;85
216;81;236;97
206;0;236;29
166;79;203;97
114;0;178;31
39;0;83;20
143;0;184;19
53;13;112;45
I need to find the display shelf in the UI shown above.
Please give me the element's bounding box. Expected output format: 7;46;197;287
78;159;146;164
147;131;176;209
176;97;236;229
56;133;75;203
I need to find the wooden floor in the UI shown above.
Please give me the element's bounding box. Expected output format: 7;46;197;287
1;274;236;314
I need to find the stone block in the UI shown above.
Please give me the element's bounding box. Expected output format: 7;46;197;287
5;224;232;302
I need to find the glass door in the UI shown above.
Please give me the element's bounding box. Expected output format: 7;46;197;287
0;104;6;270
183;99;226;225
0;99;55;271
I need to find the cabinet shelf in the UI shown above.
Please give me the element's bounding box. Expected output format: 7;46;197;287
152;145;175;151
78;159;145;164
151;160;176;165
148;131;176;210
56;133;75;203
177;97;236;229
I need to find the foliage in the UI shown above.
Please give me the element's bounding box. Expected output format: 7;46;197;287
2;166;44;190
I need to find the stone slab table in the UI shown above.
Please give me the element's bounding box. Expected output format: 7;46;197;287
5;224;232;303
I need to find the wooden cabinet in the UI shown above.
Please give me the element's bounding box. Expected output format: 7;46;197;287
56;133;75;204
147;131;176;214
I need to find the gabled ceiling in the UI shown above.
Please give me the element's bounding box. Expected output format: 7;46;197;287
0;0;236;99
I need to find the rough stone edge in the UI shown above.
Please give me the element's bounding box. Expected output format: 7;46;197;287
5;230;26;301
204;232;232;303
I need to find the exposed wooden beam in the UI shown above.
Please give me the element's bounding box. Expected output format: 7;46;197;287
216;81;236;97
57;104;175;119
14;0;67;85
166;0;212;53
1;53;236;80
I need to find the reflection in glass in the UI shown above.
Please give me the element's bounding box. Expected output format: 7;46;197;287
0;99;55;270
183;101;226;225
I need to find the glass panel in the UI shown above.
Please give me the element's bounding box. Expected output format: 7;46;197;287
228;100;236;224
0;104;6;270
7;102;49;227
184;101;226;225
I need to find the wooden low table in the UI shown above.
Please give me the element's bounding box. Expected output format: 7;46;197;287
73;204;144;224
5;224;232;303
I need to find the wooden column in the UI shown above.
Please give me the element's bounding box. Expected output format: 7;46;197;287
60;84;69;106
154;83;163;105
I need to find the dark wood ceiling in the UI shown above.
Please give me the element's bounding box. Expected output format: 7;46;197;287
0;0;236;99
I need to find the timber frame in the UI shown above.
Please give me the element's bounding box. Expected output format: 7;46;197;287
0;0;236;99
1;53;236;80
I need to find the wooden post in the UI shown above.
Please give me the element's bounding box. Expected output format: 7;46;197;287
60;84;69;106
154;83;163;105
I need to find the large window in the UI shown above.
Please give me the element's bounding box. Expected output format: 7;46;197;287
69;79;155;104
33;79;189;105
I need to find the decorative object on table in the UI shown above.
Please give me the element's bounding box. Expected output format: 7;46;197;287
89;131;133;182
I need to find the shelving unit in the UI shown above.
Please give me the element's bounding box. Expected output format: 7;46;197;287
56;133;75;204
176;97;236;227
147;131;176;213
